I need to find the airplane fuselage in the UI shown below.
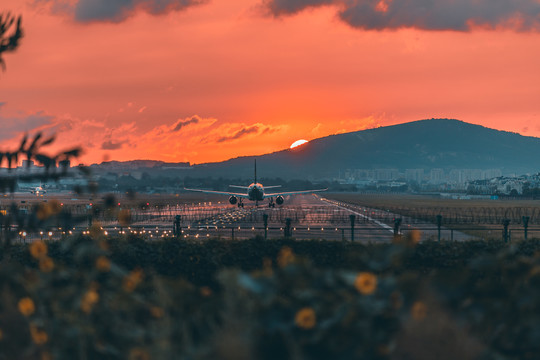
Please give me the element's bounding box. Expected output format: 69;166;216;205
247;183;265;201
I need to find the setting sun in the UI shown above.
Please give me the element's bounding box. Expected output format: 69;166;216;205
290;139;309;149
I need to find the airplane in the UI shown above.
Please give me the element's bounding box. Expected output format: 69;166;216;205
184;160;327;207
18;182;47;195
30;186;46;195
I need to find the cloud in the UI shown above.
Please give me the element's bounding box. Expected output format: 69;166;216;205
261;0;540;31
0;109;54;141
34;0;208;23
101;140;126;150
216;125;260;143
173;116;200;132
261;0;335;17
204;123;285;144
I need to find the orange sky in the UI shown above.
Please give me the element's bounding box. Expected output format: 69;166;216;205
1;0;540;165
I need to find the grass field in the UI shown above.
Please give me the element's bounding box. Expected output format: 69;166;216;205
325;193;540;240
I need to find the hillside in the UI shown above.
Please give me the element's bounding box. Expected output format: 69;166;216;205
90;119;540;180
192;119;540;179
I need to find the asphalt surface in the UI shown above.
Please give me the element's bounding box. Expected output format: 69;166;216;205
8;193;476;242
146;194;475;242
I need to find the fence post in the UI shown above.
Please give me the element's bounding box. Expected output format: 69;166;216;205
349;214;356;242
263;214;268;240
174;215;181;238
394;218;402;236
523;216;530;241
231;227;235;240
285;218;291;238
436;214;442;242
503;219;510;243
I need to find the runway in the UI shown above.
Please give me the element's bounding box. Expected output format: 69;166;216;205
143;194;474;242
8;193;475;242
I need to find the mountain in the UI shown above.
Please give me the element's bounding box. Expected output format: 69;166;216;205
189;119;540;179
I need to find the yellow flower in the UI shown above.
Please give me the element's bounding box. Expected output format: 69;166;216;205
36;203;52;220
411;301;427;321
30;324;48;345
29;241;47;259
89;224;104;239
407;229;421;245
123;269;144;292
18;297;35;317
150;306;164;318
200;286;212;297
81;289;100;313
295;307;316;329
354;272;377;295
129;348;150;360
39;257;55;272
277;246;295;268
95;256;111;272
48;200;62;215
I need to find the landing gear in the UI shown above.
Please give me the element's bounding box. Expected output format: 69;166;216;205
268;198;276;208
237;200;244;208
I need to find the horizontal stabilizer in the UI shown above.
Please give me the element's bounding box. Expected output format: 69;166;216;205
264;185;282;189
229;185;249;189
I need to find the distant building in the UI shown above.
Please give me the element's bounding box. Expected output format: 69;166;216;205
375;169;399;181
430;168;445;184
405;169;424;183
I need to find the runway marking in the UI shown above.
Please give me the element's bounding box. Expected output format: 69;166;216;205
320;199;394;233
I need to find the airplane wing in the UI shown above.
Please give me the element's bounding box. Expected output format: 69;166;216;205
265;188;328;197
184;188;250;198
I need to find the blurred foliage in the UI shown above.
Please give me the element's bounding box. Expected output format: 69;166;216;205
0;133;91;260
0;12;23;71
2;235;540;358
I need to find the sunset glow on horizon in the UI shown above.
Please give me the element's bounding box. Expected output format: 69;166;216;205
2;0;540;165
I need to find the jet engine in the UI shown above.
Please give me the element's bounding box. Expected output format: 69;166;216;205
276;196;284;205
229;196;238;205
